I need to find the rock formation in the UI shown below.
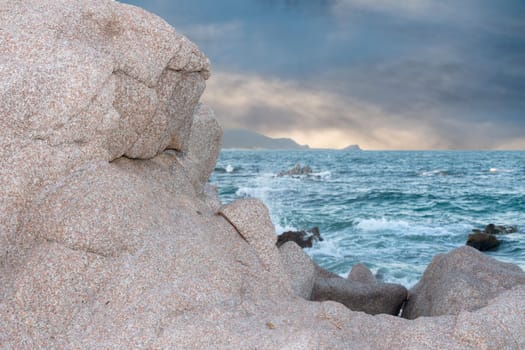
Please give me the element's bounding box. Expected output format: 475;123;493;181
277;163;313;176
276;227;323;248
311;265;407;316
403;246;525;319
466;224;519;251
2;1;525;349
348;263;378;284
466;232;500;251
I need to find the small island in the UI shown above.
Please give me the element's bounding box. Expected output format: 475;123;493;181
341;144;362;151
222;129;309;150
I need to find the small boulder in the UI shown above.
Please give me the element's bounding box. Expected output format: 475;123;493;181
466;232;500;251
348;264;377;284
276;227;323;248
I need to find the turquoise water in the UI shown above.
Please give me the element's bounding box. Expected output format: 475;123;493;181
211;150;525;287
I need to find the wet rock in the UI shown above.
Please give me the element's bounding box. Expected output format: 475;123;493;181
276;227;323;248
484;223;518;234
466;232;500;251
277;163;313;176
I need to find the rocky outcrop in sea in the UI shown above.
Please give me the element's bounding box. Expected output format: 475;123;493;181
466;223;519;251
1;1;525;348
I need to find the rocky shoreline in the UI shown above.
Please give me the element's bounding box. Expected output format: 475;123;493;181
1;1;525;348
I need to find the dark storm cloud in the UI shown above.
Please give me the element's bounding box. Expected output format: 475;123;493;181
121;0;525;149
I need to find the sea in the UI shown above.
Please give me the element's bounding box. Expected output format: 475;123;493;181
210;150;525;287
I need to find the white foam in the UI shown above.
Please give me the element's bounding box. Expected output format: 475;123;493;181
308;238;346;259
420;169;448;176
489;168;513;173
311;170;332;178
355;218;472;238
225;164;234;173
356;218;411;232
235;186;271;200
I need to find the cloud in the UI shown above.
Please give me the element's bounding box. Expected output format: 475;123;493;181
202;72;447;149
121;0;525;150
180;21;242;42
202;71;525;150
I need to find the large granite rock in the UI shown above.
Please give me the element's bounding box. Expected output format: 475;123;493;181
0;0;210;269
278;241;317;299
178;103;222;194
2;1;525;348
403;246;525;319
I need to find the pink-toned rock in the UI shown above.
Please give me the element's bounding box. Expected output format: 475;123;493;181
279;241;317;299
0;0;210;268
348;263;377;284
178;103;223;193
2;1;525;349
218;198;292;296
403;246;525;319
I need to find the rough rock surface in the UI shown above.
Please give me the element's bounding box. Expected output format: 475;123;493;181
178;103;222;194
312;269;408;316
278;241;317;299
403;246;525;319
3;1;525;349
348;263;377;284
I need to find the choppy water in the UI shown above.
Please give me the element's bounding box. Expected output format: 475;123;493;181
211;150;525;287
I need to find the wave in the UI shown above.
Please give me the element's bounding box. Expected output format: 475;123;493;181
356;218;411;232
419;169;451;177
351;191;437;203
355;218;472;237
235;186;273;200
489;168;514;173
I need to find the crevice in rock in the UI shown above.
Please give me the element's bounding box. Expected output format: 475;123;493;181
113;68;157;89
217;212;249;243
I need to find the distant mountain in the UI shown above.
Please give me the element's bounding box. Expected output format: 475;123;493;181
222;129;309;150
341;144;362;151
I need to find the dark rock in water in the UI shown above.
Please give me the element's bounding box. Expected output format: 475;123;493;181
276;227;323;248
312;265;407;316
484;223;518;234
466;223;518;251
466;232;500;251
277;163;313;177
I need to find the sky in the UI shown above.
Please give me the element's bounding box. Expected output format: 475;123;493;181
121;0;525;150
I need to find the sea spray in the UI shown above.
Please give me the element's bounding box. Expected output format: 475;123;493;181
211;150;525;287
